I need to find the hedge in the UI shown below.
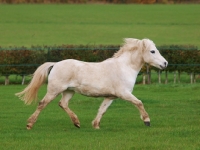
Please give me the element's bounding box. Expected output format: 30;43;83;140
0;44;199;84
0;45;119;76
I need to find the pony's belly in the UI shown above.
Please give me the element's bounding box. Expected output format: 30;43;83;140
69;86;116;98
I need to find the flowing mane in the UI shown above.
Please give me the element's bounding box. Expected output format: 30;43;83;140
113;38;155;58
113;38;142;58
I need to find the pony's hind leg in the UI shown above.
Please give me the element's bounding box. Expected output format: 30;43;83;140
59;90;80;128
92;98;113;129
27;93;57;130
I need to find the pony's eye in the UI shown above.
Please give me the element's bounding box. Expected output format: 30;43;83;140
150;50;155;54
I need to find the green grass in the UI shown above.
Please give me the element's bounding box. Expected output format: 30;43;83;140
0;84;200;149
0;4;200;48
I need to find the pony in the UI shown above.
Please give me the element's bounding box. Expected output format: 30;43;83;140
16;38;168;130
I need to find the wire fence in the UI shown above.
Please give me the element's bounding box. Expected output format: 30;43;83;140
0;46;200;85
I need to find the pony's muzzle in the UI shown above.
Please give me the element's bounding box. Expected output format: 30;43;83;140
160;61;168;69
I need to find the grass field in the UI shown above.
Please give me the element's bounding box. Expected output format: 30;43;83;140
0;84;200;149
0;4;200;150
0;4;200;48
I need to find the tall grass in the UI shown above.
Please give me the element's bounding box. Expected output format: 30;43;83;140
0;4;199;47
0;84;200;149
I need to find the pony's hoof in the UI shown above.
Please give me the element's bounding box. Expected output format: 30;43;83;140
144;121;150;126
94;126;100;129
26;124;32;130
74;123;80;128
92;120;100;129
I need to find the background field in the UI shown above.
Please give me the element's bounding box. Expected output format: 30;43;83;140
0;4;200;48
0;4;200;150
0;84;200;149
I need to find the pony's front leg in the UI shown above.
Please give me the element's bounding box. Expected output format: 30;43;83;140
27;93;56;130
120;92;150;126
92;98;113;129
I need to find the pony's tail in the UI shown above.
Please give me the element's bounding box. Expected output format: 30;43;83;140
15;62;55;105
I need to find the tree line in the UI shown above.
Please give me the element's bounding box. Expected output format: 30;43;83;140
0;0;198;4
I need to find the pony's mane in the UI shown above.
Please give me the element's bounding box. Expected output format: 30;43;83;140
113;38;141;58
113;38;154;58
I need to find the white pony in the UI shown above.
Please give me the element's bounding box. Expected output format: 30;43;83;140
16;38;168;130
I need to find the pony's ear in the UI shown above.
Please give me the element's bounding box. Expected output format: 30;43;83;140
142;39;148;50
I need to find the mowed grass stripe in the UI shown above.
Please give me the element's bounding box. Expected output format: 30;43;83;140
0;4;199;47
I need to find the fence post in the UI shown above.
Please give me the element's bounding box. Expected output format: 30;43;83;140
146;65;151;84
142;73;146;85
158;70;161;84
5;75;9;85
174;71;176;84
165;70;168;84
190;72;194;84
22;75;25;85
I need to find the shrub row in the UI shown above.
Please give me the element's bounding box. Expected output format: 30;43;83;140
0;45;119;76
0;0;198;4
0;44;199;77
156;45;200;73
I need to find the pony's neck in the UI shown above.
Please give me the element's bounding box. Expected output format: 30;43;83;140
116;50;144;72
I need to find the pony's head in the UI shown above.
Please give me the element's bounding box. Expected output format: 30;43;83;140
115;38;168;70
142;39;168;70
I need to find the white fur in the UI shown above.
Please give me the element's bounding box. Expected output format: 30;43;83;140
16;38;168;129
